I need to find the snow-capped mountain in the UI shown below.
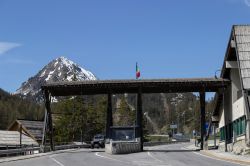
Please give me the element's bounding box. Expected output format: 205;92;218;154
15;56;97;102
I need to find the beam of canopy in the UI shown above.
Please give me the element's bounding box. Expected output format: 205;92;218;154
41;78;230;96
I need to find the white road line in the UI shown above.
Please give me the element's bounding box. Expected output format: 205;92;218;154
95;152;128;163
49;156;65;166
181;146;248;166
157;146;249;166
147;152;163;163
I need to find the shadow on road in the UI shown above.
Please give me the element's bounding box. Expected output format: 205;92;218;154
146;149;200;153
89;150;105;153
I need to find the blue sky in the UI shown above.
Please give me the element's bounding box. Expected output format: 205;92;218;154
0;0;250;92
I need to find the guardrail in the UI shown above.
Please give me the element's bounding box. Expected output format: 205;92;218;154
0;144;91;157
0;141;188;157
54;144;90;150
143;140;190;147
0;147;40;156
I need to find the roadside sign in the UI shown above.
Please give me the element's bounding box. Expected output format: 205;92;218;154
170;124;177;129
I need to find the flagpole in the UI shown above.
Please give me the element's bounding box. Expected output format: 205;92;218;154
136;62;137;79
136;62;140;80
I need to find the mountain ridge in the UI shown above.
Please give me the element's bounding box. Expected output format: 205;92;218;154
15;56;97;102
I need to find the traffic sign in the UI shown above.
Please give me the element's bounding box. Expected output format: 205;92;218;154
170;124;177;129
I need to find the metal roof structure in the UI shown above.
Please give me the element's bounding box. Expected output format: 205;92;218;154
42;78;230;151
41;78;230;96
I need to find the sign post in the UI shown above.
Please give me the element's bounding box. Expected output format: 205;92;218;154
170;124;177;136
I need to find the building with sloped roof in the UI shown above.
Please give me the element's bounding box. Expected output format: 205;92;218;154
8;119;44;144
0;130;38;147
212;25;250;154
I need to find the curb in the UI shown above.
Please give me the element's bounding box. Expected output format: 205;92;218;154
0;153;49;163
0;148;84;163
201;150;250;166
184;145;250;165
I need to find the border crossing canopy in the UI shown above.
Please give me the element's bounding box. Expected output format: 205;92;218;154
41;78;230;152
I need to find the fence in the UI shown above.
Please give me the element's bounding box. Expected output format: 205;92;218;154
0;146;40;157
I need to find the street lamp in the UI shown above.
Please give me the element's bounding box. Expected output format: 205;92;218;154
214;69;221;79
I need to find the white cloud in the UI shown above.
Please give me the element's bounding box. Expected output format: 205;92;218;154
244;0;250;7
0;58;34;65
0;42;21;55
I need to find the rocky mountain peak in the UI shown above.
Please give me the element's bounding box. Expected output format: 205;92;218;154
15;56;97;102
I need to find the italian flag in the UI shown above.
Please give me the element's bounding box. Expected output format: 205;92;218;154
136;62;140;79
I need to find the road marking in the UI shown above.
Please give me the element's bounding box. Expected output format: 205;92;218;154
193;151;249;166
147;152;163;163
181;146;248;166
95;152;128;163
49;156;65;166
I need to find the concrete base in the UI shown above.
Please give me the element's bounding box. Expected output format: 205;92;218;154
105;141;141;154
218;137;250;155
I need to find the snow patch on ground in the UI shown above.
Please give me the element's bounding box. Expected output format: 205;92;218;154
45;70;55;81
40;70;46;78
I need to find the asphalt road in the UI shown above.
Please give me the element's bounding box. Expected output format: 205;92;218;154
0;143;243;166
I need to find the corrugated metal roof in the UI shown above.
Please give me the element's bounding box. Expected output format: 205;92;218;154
0;130;38;146
234;25;250;89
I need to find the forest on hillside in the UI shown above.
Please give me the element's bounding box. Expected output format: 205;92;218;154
50;93;215;143
0;88;215;143
0;88;44;129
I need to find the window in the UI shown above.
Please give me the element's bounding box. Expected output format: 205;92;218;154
247;90;250;96
233;121;237;135
239;118;243;134
220;116;246;141
220;123;233;142
237;90;242;99
233;116;246;137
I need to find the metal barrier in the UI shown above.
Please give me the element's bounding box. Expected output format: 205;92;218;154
54;144;90;150
143;140;190;147
0;144;91;157
0;147;40;156
0;141;187;157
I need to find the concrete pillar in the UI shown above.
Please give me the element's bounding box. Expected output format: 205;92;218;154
200;91;205;150
213;124;216;148
136;88;143;151
106;93;113;141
